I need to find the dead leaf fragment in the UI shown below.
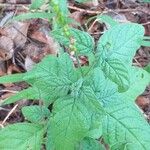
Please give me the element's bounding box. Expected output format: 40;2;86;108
30;31;48;44
0;36;14;61
70;11;85;26
5;22;30;47
136;96;150;109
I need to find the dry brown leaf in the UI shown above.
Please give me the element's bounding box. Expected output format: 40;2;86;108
1;92;15;100
136;96;150;109
0;61;6;76
29;30;58;56
70;11;85;26
5;21;30;47
0;36;14;61
7;64;21;74
30;31;48;44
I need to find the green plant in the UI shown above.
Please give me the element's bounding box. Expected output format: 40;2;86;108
0;0;150;150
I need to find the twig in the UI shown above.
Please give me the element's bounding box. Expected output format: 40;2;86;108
69;5;150;15
0;3;149;15
0;89;18;93
2;104;18;125
68;5;103;14
133;58;142;67
142;21;150;26
88;19;97;32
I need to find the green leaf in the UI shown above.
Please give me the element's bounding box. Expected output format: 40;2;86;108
26;53;80;100
0;73;26;83
70;29;95;55
96;23;144;91
52;28;94;56
102;97;150;150
0;123;44;150
139;0;150;2
22;105;50;123
87;113;102;139
1;87;40;105
144;64;150;73
46;96;89;150
140;40;150;47
30;0;45;9
97;23;144;64
1;53;80;105
97;15;118;27
121;67;150;101
76;137;105;150
46;86;104;150
90;68;150;149
51;0;69;15
13;12;53;21
88;67;118;105
96;57;130;92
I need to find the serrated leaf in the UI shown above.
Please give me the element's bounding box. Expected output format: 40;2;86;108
13;12;53;21
22;105;50;123
96;57;130;92
46;86;104;150
90;68;150;149
87;114;102;139
1;53;80;105
97;23;144;64
52;28;94;55
46;96;89;150
0;123;44;150
96;23;144;91
76;137;105;150
121;67;150;101
88;67;118;106
70;29;95;55
102;97;150;150
26;53;80;101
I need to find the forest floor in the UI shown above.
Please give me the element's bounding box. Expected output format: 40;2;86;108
0;0;150;127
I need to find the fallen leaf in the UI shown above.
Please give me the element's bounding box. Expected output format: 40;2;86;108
30;31;48;44
136;96;150;109
5;21;30;47
70;11;85;26
0;36;14;61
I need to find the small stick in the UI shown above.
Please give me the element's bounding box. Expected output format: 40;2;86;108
0;89;18;93
2;104;18;125
0;3;149;15
68;5;102;14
